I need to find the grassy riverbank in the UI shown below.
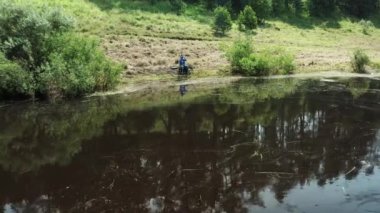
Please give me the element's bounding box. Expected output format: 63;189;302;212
10;0;380;80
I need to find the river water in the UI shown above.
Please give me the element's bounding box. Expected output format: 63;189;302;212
0;77;379;212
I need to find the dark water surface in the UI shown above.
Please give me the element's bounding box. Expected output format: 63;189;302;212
0;77;380;212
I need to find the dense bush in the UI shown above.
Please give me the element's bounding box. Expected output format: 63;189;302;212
0;53;33;98
228;40;295;76
0;2;74;70
0;2;121;99
227;39;253;71
213;6;232;35
351;50;370;73
237;6;258;31
37;34;122;98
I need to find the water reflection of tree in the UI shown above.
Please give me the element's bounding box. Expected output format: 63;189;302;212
0;99;124;173
0;78;379;212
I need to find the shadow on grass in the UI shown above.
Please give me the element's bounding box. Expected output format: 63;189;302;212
270;15;343;30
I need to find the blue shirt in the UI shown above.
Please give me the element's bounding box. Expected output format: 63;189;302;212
179;56;186;66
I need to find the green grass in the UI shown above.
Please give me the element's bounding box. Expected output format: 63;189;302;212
11;0;380;74
372;61;380;71
14;0;214;40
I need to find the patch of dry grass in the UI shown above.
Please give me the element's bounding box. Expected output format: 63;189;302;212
104;36;228;74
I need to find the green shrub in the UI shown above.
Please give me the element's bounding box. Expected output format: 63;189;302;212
213;6;232;36
238;6;258;31
351;49;370;73
359;19;374;35
0;53;34;98
37;33;122;98
240;54;271;76
227;39;253;71
228;40;295;76
0;2;121;99
0;2;74;70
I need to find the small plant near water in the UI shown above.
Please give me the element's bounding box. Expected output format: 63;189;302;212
238;6;258;32
227;39;295;76
351;49;370;73
213;6;232;36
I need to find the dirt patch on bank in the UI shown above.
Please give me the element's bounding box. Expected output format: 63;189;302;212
103;36;229;75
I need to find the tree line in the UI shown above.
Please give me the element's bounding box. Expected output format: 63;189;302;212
173;0;380;18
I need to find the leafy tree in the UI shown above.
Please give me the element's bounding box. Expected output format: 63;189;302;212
340;0;379;18
293;0;304;15
169;0;185;14
0;2;74;70
0;2;121;99
308;0;337;17
213;6;232;35
238;6;258;31
272;0;286;15
250;0;271;24
201;0;216;9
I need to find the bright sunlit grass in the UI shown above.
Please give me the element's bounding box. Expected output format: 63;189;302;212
12;0;380;72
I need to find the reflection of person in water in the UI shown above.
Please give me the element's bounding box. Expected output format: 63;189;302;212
179;85;187;96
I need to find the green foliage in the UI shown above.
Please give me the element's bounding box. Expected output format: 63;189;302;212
213;6;232;35
237;6;258;31
37;33;122;98
0;1;74;70
359;20;374;35
240;50;295;76
372;60;380;70
250;0;271;24
0;53;34;98
272;0;286;16
340;0;379;18
308;0;337;17
351;49;370;73
170;0;186;14
227;39;253;71
0;1;121;99
293;0;304;15
228;40;295;76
